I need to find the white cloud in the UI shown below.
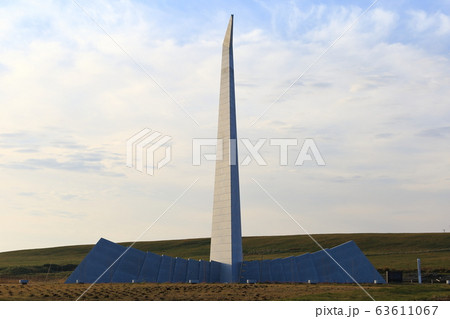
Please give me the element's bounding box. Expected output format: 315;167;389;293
0;1;449;252
409;10;450;35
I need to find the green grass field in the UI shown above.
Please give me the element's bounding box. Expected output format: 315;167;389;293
0;233;448;301
0;282;448;301
0;233;448;282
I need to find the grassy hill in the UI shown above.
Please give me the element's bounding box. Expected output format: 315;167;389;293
0;233;449;282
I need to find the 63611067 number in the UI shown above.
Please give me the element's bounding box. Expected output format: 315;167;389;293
375;305;438;316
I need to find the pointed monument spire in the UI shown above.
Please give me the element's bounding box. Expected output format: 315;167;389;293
210;15;243;283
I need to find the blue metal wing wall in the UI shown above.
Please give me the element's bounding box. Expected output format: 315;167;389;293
65;238;385;284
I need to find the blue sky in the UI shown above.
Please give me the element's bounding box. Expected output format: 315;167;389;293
1;0;449;252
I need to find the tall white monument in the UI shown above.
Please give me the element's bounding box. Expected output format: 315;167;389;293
67;15;386;287
209;15;243;283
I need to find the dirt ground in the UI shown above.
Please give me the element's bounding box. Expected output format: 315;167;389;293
0;282;449;301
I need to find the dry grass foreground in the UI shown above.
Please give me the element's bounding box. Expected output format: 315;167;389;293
0;282;448;301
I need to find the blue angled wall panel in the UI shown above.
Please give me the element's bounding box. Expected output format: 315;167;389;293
210;261;221;283
281;257;296;282
329;241;385;284
325;242;357;283
198;260;210;283
186;259;200;282
66;238;384;284
111;247;146;283
172;257;189;283
311;249;348;283
138;252;162;283
295;253;319;283
269;258;285;282
239;260;260;283
259;260;271;282
311;249;341;283
157;255;175;283
65;238;125;284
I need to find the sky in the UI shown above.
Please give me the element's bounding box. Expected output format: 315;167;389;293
1;0;449;253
